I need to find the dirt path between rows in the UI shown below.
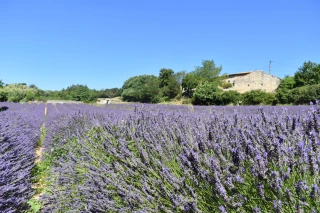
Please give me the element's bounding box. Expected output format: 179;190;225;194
33;103;48;200
35;103;47;163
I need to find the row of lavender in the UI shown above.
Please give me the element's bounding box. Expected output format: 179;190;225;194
0;103;45;212
0;102;104;212
37;103;320;212
2;102;320;212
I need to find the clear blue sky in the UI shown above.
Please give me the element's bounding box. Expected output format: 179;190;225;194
1;0;319;90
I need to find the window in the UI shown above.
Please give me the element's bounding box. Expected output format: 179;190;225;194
261;83;263;86
248;84;250;87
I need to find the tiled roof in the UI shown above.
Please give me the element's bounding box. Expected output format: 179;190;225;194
226;70;264;77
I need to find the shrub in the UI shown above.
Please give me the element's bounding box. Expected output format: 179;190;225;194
192;84;241;106
215;90;241;105
241;90;276;105
221;81;233;89
66;85;97;103
0;89;7;102
0;84;38;102
290;84;320;105
192;82;222;105
275;88;291;104
121;75;160;103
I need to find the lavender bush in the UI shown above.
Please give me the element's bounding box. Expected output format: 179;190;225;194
1;101;319;212
34;102;320;212
0;103;44;212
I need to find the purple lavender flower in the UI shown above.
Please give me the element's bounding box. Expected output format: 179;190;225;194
273;200;282;213
252;207;261;213
310;184;319;199
219;205;227;213
295;180;309;197
257;182;264;198
235;175;244;183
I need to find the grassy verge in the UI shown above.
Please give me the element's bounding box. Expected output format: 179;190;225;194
27;104;48;212
26;125;47;213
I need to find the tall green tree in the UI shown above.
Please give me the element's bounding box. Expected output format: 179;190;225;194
97;88;122;98
160;77;180;100
121;75;160;103
173;71;186;86
181;73;200;98
159;68;174;87
173;71;186;99
294;61;320;87
0;80;4;88
277;75;296;90
29;84;39;89
275;75;296;104
181;59;223;98
158;68;179;99
63;84;97;103
194;59;222;80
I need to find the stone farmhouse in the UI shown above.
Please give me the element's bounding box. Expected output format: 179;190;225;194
223;70;280;93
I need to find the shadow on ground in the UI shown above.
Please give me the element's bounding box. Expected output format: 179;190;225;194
0;106;8;112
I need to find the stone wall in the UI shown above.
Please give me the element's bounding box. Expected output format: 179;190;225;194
224;70;280;93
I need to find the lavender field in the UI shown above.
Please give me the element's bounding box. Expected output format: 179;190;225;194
1;102;320;212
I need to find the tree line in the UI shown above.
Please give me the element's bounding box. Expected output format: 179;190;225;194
121;60;225;103
0;82;121;103
119;60;320;105
0;60;319;105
